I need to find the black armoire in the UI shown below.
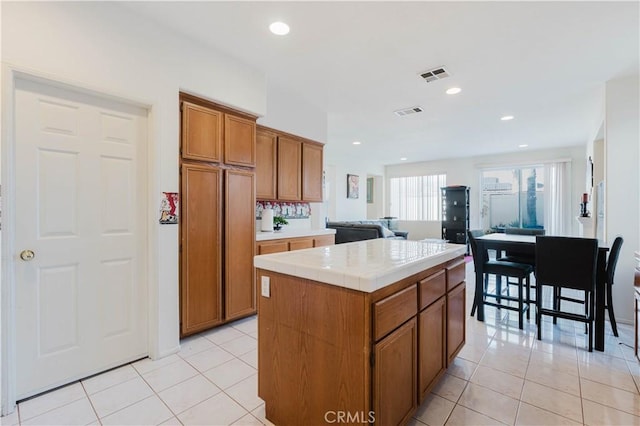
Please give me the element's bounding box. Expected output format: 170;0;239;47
441;186;470;254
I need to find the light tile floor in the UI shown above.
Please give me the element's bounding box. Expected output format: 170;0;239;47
3;263;639;425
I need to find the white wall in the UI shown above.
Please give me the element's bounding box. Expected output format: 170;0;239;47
385;146;586;240
604;74;640;324
0;1;325;407
323;149;385;221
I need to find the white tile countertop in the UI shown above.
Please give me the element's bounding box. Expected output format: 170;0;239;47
255;228;336;241
254;238;466;293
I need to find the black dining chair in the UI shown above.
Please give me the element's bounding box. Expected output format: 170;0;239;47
498;227;545;265
468;230;534;329
555;236;623;337
604;236;623;337
535;236;599;352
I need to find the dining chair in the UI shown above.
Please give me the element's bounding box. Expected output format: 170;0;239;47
604;236;623;337
535;236;598;352
556;236;623;337
468;230;534;329
498;227;545;265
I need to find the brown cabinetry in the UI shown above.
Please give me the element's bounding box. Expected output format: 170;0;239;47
256;125;324;202
277;136;302;201
180;163;223;334
255;128;277;200
224;115;256;167
224;169;256;320
180;93;257;337
447;279;466;363
302;142;323;202
418;270;447;400
256;234;335;255
258;255;465;425
373;318;417;426
181;102;222;163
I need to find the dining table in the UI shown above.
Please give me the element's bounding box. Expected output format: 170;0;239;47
474;233;609;351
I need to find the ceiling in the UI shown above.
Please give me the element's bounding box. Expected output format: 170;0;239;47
122;1;639;167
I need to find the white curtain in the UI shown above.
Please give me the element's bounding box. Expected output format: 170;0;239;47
544;161;571;236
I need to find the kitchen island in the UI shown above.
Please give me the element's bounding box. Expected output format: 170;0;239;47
254;239;467;425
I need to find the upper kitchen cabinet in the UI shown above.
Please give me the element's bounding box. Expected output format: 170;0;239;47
225;114;256;167
181;94;256;167
302;142;323;202
181;101;222;163
256;127;278;200
256;125;324;202
277;135;302;201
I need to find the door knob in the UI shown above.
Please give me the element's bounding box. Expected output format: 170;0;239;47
20;250;35;261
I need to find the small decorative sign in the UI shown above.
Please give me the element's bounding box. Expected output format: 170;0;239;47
159;192;179;224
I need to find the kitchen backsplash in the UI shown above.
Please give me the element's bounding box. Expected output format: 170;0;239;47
256;201;311;219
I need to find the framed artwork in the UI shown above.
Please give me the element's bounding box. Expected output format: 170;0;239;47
366;177;374;203
347;174;359;199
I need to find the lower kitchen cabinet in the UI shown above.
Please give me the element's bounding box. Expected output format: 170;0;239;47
180;163;256;337
447;282;466;363
419;297;446;400
256;234;335;255
374;318;418;426
180;163;223;335
225;169;256;321
257;254;466;425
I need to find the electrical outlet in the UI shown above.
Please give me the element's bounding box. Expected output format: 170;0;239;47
261;276;270;298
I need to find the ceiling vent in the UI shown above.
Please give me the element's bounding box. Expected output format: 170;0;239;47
419;66;450;83
394;106;424;117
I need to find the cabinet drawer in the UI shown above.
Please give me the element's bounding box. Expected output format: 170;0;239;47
257;241;289;255
419;270;446;311
373;284;418;341
313;235;335;247
446;259;466;291
289;238;314;251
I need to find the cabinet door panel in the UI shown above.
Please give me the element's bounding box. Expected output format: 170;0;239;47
224;114;256;167
374;318;417;426
277;136;302;201
302;143;323;202
181;102;222;163
225;170;256;320
256;129;277;199
447;283;466;364
181;163;222;335
419;297;446;400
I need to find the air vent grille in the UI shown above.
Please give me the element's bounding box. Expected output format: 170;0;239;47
420;66;450;83
394;106;423;117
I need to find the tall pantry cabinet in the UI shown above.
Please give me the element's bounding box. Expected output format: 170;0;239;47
180;93;257;337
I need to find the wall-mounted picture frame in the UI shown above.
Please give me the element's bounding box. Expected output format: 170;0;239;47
366;177;374;203
347;174;359;199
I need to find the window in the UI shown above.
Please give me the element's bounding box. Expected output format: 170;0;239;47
481;166;544;231
389;174;446;220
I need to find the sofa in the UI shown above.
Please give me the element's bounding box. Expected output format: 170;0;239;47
326;220;409;244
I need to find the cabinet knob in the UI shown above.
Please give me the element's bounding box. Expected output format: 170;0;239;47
20;250;35;261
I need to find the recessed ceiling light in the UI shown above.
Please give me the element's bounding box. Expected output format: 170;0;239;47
352;141;361;145
400;157;408;161
269;21;290;35
446;87;462;95
501;115;515;121
518;144;528;148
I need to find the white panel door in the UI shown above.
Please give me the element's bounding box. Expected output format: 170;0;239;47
14;78;148;399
